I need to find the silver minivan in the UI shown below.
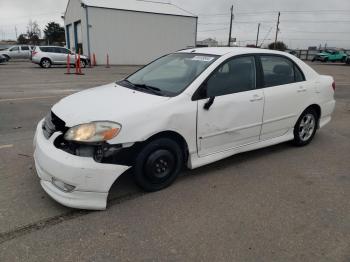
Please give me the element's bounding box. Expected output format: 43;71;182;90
31;46;89;68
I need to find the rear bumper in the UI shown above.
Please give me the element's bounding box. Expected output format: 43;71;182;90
34;120;131;210
319;99;336;128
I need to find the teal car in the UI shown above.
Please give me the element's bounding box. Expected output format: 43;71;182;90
312;50;348;62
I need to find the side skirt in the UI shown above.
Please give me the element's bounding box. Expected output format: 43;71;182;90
188;130;294;169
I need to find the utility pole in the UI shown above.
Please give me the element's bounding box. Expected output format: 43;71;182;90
274;12;280;50
15;26;18;39
228;5;234;47
255;23;260;47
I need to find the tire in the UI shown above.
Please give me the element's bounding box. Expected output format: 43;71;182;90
80;59;86;68
341;57;346;63
133;138;184;192
323;58;328;63
3;55;10;61
293;108;318;146
40;58;51;68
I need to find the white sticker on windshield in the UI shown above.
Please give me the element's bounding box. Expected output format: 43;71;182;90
191;56;214;62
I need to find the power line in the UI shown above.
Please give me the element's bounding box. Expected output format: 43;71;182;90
198;28;229;32
199;9;350;16
285;30;350;34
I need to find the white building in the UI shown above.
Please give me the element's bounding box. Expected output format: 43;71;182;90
63;0;197;65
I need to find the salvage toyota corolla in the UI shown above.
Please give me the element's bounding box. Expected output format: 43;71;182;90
33;47;335;210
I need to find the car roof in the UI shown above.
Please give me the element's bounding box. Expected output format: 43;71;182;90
178;47;290;57
39;46;65;48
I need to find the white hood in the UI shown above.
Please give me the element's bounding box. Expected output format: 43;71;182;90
52;83;170;127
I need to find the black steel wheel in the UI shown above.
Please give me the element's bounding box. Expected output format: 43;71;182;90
133;138;184;192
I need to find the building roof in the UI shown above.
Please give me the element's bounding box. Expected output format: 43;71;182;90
81;0;197;18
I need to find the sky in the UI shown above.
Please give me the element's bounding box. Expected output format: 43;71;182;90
0;0;350;49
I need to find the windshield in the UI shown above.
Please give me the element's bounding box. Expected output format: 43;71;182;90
119;53;219;97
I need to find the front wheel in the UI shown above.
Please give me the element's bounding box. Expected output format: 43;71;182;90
80;59;86;68
293;109;318;146
133;138;184;192
3;55;10;61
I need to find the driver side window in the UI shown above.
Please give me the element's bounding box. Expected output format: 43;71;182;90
10;46;19;52
206;56;256;97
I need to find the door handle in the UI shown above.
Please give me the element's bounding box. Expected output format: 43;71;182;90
250;94;263;102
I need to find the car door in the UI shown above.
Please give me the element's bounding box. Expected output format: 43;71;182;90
48;47;63;64
196;55;264;157
8;46;20;58
56;47;70;64
259;55;310;140
20;46;30;59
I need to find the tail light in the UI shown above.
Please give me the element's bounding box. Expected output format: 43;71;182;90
332;81;336;91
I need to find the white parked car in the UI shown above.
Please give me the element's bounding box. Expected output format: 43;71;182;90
33;47;335;210
0;45;33;60
31;46;89;68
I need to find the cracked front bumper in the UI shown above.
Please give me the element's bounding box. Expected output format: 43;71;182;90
33;120;131;210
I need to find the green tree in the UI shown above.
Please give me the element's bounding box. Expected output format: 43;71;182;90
268;41;288;51
44;22;65;44
17;34;28;44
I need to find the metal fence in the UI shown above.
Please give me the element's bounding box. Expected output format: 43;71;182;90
293;49;350;61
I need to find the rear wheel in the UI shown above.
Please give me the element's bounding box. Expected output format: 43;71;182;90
293;108;318;146
341;57;346;63
40;58;51;68
133;138;184;192
323;57;328;63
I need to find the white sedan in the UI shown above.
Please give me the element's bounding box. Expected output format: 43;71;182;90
33;47;335;210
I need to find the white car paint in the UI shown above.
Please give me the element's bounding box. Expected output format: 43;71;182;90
33;47;335;210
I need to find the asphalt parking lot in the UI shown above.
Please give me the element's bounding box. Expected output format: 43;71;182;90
0;60;349;261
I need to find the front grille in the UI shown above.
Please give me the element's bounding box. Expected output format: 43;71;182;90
42;112;68;139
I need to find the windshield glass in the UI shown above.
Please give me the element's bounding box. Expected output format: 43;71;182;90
120;53;219;96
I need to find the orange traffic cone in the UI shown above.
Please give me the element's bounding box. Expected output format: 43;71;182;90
64;54;72;74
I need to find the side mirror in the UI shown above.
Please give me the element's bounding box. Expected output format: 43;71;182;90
204;97;215;110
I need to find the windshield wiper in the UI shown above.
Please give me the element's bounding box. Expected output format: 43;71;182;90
133;83;161;92
118;80;163;96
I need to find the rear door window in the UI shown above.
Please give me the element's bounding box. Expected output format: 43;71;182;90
40;47;50;52
260;55;304;87
21;46;29;51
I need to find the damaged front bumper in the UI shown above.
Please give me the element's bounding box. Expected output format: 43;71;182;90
33;119;131;210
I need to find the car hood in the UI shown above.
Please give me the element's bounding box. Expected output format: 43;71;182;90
52;83;170;127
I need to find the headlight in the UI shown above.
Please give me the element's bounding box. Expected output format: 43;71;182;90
64;121;121;143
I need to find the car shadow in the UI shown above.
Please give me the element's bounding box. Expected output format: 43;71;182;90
108;141;294;204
